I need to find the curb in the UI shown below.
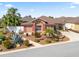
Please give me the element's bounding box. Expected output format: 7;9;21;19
0;40;72;55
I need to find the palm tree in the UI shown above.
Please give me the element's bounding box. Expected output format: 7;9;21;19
49;16;54;19
45;28;54;37
7;7;17;15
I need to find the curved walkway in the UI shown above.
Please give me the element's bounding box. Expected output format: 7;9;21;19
29;40;42;47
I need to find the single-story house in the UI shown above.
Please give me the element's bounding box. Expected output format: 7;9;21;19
21;16;65;35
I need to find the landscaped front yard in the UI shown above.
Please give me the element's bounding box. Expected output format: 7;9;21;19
0;27;69;52
30;35;69;45
0;29;34;52
0;7;69;52
27;28;69;45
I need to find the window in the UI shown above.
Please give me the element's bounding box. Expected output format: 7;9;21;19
35;26;41;32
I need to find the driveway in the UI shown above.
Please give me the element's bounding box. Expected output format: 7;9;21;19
61;31;79;42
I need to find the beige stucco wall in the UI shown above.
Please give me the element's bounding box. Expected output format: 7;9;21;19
65;23;75;29
26;27;32;32
65;23;79;31
46;26;54;30
25;26;32;35
74;24;79;31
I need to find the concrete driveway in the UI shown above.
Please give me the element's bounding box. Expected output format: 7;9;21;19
61;31;79;42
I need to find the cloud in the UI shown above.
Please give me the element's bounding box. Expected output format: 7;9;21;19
5;4;14;8
29;9;35;12
61;8;65;10
71;2;79;4
70;5;76;8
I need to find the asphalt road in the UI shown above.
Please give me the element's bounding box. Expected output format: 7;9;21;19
0;41;79;57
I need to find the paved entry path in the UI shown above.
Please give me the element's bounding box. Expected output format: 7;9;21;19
23;36;42;47
29;40;42;47
61;31;79;42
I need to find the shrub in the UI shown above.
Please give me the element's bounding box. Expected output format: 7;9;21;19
0;35;5;44
53;34;60;42
34;32;41;38
0;41;2;44
23;40;30;47
34;39;40;42
45;39;52;43
2;39;13;49
40;39;52;44
3;31;7;34
54;38;59;42
0;35;5;41
19;31;24;34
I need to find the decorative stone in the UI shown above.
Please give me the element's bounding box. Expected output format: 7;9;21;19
0;48;3;51
16;44;20;47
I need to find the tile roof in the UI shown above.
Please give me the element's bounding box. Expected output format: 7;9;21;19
21;16;35;22
65;17;79;24
21;16;79;26
37;16;55;25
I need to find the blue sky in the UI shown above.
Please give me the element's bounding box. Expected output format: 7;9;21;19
0;2;79;18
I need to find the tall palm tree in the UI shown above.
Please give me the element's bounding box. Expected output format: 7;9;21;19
7;7;18;15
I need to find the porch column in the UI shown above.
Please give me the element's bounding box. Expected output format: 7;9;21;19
24;26;27;32
41;23;45;31
32;23;35;33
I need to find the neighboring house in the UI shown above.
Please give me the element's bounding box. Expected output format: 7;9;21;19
21;15;35;35
64;17;79;31
21;16;65;35
65;23;75;30
65;23;79;31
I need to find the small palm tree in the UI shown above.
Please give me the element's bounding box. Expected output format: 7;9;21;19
45;28;54;37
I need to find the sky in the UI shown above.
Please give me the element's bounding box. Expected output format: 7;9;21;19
0;2;79;18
